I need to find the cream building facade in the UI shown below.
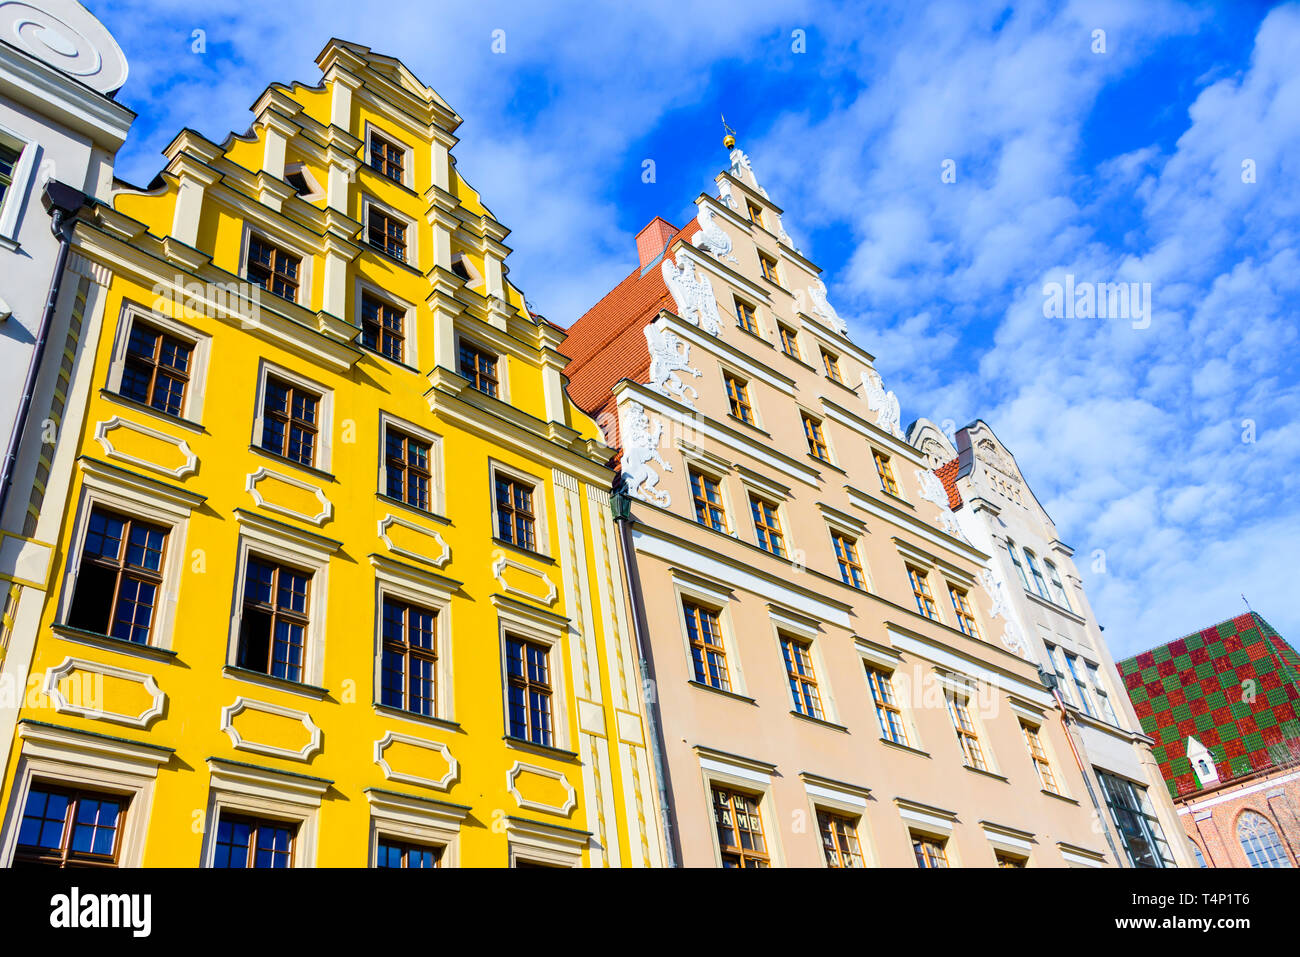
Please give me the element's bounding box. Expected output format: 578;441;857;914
564;142;1125;867
907;417;1194;867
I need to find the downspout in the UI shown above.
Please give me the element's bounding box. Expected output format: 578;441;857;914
0;181;87;526
612;487;680;867
1048;682;1126;867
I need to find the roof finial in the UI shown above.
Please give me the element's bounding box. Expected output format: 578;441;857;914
721;113;736;151
1242;593;1254;613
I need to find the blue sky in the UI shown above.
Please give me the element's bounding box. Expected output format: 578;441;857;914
92;0;1300;657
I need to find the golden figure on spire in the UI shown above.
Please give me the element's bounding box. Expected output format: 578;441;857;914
721;113;736;151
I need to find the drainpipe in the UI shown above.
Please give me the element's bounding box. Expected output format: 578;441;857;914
0;181;87;527
612;487;681;867
1043;673;1126;867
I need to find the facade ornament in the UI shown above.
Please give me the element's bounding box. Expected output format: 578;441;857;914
728;147;752;182
978;562;1028;658
975;437;1018;479
661;254;722;336
915;468;964;540
806;278;847;335
620;402;672;507
644;318;701;408
862;369;903;438
691;204;737;263
717;178;739;212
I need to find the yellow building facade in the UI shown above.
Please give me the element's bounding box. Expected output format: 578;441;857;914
0;40;664;867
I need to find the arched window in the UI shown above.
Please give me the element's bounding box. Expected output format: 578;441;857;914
1006;540;1031;591
1023;550;1049;598
1044;560;1073;611
1237;811;1292;868
1192;842;1207;868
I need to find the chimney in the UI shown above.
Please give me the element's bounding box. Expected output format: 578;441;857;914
636;217;678;268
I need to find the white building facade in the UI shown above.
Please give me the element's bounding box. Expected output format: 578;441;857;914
908;417;1196;868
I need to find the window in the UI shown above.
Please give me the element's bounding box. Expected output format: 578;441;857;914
237;557;311;683
912;833;949;868
683;601;730;691
832;531;866;590
376;838;441;868
1021;722;1059;794
14;785;126;868
866;666;908;746
873;450;899;496
803;414;830;462
380;597;437;718
1237;811;1290;868
947;694;987;771
118;320;192;416
212;813;295;868
750;497;786;557
690;470;727;532
1024;550;1049;598
712;786;769;867
746;202;764;227
907;566;939;620
505;635;552;746
246;235;300;301
384;428;431;511
759;253;780;285
368;205;407;262
361;293;405;362
458;342;499;397
67;508;167;645
259;376;319;467
781;635;823;720
996;852;1027;868
1006;540;1031;590
1045;560;1073;610
1193;843;1207;868
734;299;759;335
725;372;754;424
1095;771;1175;868
0;141;19;212
778;324;801;359
949;586;981;639
821;348;842;383
1064;652;1096;718
1085;662;1118;724
817;810;864;868
494;475;536;551
368;131;406;183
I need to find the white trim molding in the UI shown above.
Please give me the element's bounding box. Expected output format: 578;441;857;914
245;466;334;526
94;416;198;479
491;553;558;606
43;657;165;729
220;696;322;761
366;787;470;867
506;760;578;815
377;514;450;567
505;816;589;868
373;731;459;791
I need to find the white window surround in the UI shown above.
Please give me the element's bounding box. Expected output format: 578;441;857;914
799;407;837;467
505;815;588;867
238;221;314;309
671;571;747;697
769;605;838;723
938;674;1001;776
227;510;340;690
1058;841;1107;868
377;410;445;514
251;359;334;473
361;193;417;268
981;821;1035;863
734;464;789;505
895;797;958;861
457;332;509;403
800;772;873;867
695;747;783;867
55;458;204;652
720;365;763;430
201;758;329;868
366;787;468;867
363;122;415;190
0;124;38;246
488;459;548;555
680;453;737;536
370;553;457;724
825;521;873;592
1016;712;1073;800
105;301;213;423
732;294;766;338
856;641;925;751
0;721;170;867
355;280;418;368
493;594;571;752
450;252;484;291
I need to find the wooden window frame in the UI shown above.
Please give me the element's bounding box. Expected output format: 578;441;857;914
683;600;730;692
725;372;754;424
237;555;312;684
504;634;553;747
380;596;439;718
367;204;408;262
830;530;866;590
781;634;824;720
458;341;500;398
361;292;406;363
746;201;765;227
375;836;443;868
734;298;759;336
803;414;830;462
66;506;168;646
494;474;537;552
759;252;780;285
245;234;301;302
873;450;900;496
1006;540;1032;590
912;832;949;868
949;585;982;639
817;809;864;868
259;375;321;468
118;318;193;417
1020;721;1059;795
712;785;770;867
689;469;728;533
368;130;407;184
212;811;296;869
778;323;802;359
907;565;939;620
866;665;909;746
947;693;988;771
750;496;786;557
13;784;128;868
384;426;432;511
821;348;842;383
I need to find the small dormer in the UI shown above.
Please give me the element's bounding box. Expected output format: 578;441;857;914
1187;736;1220;787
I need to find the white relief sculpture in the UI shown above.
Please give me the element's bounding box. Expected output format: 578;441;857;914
977;562;1027;657
728;148;753;181
915;467;965;540
717;178;739;212
862;369;903;438
644;318;701;408
620;402;672;507
808;278;848;335
661;255;722;336
691;203;737;263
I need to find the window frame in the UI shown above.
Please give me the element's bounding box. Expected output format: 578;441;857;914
1044;559;1074;610
711;784;771;867
495;595;570;753
364;197;412;264
1095;770;1175;869
364;125;413;188
733;297;760;336
830;527;867;591
758;252;781;286
777;323;802;360
105;304;212;424
0;125;37;243
945;688;989;772
378;412;444;515
65;506;169;647
873;449;900;497
749;494;787;558
12;783;130;868
682;599;732;693
242;230;306;304
1020;720;1060;795
802;412;832;463
865;664;911;747
1024;549;1050;598
948;584;982;639
1236;810;1293;868
457;336;503;400
491;464;542;554
371;554;457;725
907;565;940;621
251;361;333;473
723;370;756;426
202;758;325;868
820;347;843;383
689;468;729;533
357;285;411;365
911;831;950;868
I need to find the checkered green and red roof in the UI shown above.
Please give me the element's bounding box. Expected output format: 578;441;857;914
1117;612;1300;800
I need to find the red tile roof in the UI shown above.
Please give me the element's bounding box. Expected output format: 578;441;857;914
935;456;963;510
561;218;699;449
